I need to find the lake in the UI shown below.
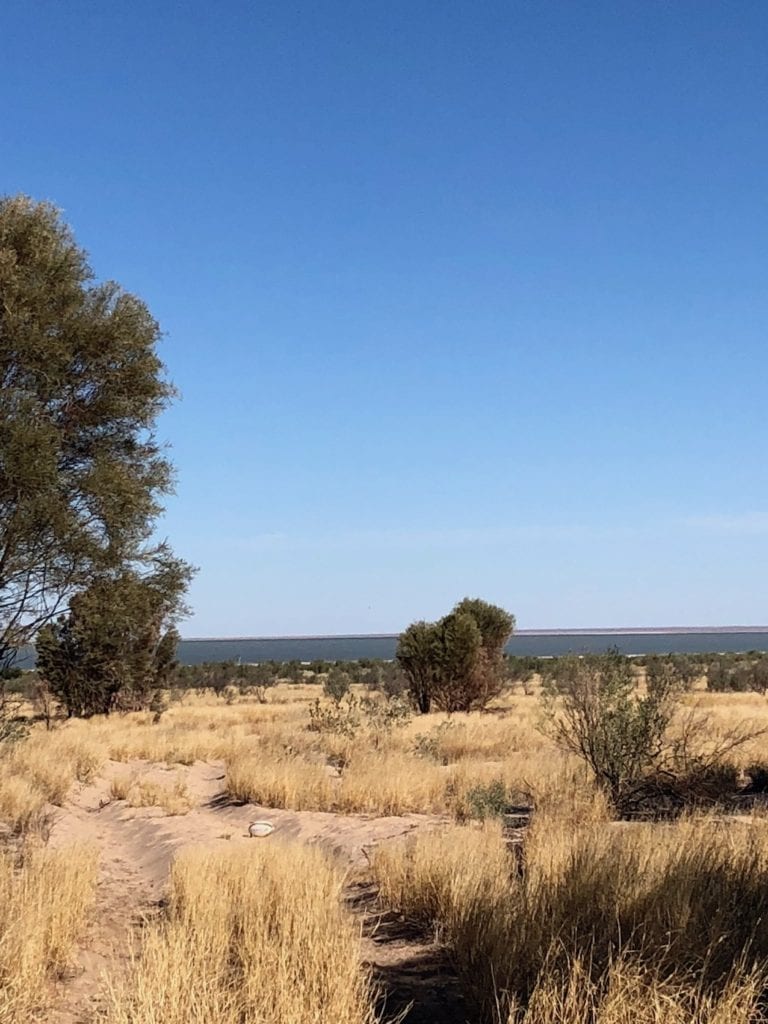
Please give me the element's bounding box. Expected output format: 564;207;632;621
12;629;767;669
175;629;768;664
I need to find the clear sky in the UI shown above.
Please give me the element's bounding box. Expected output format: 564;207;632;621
4;1;767;635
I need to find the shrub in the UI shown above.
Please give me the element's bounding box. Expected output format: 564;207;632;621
359;694;411;743
412;719;456;763
541;652;679;814
459;778;514;821
543;653;764;816
397;597;515;714
645;654;699;693
307;696;361;738
280;660;304;684
323;666;351;703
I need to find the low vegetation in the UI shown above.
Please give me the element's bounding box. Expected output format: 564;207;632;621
0;651;768;1019
0;844;96;1023
373;814;768;1022
103;842;375;1024
109;772;193;815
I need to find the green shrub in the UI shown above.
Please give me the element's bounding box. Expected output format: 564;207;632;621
323;666;351;703
460;779;513;821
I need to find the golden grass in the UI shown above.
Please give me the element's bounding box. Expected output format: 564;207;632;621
110;773;194;815
337;752;448;815
507;956;766;1023
0;774;50;835
0;844;97;1023
226;754;335;810
102;842;375;1024
1;686;768;1021
373;812;768;1022
1;684;765;824
5;731;105;804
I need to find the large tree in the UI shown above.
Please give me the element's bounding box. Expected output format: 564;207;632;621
0;195;181;665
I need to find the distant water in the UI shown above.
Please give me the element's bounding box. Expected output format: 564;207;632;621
175;630;768;664
11;630;768;670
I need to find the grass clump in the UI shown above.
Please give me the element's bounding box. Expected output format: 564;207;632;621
226;754;334;811
103;842;375;1024
110;773;193;815
0;775;51;836
373;813;768;1022
0;844;97;1023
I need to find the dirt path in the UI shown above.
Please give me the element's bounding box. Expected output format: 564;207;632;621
45;760;461;1024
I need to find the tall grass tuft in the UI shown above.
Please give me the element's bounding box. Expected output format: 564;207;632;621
102;842;376;1024
373;814;768;1022
0;844;97;1023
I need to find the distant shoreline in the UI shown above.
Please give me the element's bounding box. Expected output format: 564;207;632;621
181;625;768;642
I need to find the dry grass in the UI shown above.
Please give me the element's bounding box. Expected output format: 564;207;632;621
1;685;768;1021
109;773;194;815
0;844;97;1023
0;774;50;836
4;731;105;804
226;754;335;810
2;683;760;822
102;842;375;1024
373;812;768;1021
337;751;449;815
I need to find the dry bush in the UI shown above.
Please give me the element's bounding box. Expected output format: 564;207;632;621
373;813;768;1021
0;844;97;1023
102;842;375;1024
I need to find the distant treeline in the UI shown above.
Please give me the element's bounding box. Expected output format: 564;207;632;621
508;650;768;694
174;649;768;696
7;649;768;704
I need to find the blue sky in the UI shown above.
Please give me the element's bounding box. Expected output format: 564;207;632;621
4;1;767;634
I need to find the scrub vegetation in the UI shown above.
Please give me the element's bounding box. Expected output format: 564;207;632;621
0;668;767;1020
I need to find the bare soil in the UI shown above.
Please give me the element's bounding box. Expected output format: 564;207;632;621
45;760;465;1024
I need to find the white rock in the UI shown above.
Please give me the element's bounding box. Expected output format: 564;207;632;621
248;821;275;838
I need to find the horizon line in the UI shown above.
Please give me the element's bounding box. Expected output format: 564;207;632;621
180;625;768;642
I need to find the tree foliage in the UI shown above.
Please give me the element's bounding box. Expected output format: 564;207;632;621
396;598;515;713
0;195;181;664
396;620;438;713
36;549;191;717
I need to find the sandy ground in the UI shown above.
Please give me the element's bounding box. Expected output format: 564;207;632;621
45;760;463;1024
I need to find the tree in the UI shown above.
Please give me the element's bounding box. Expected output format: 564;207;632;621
396;620;438;713
430;611;483;712
36;549;191;717
448;597;515;708
397;598;515;713
0;195;182;665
